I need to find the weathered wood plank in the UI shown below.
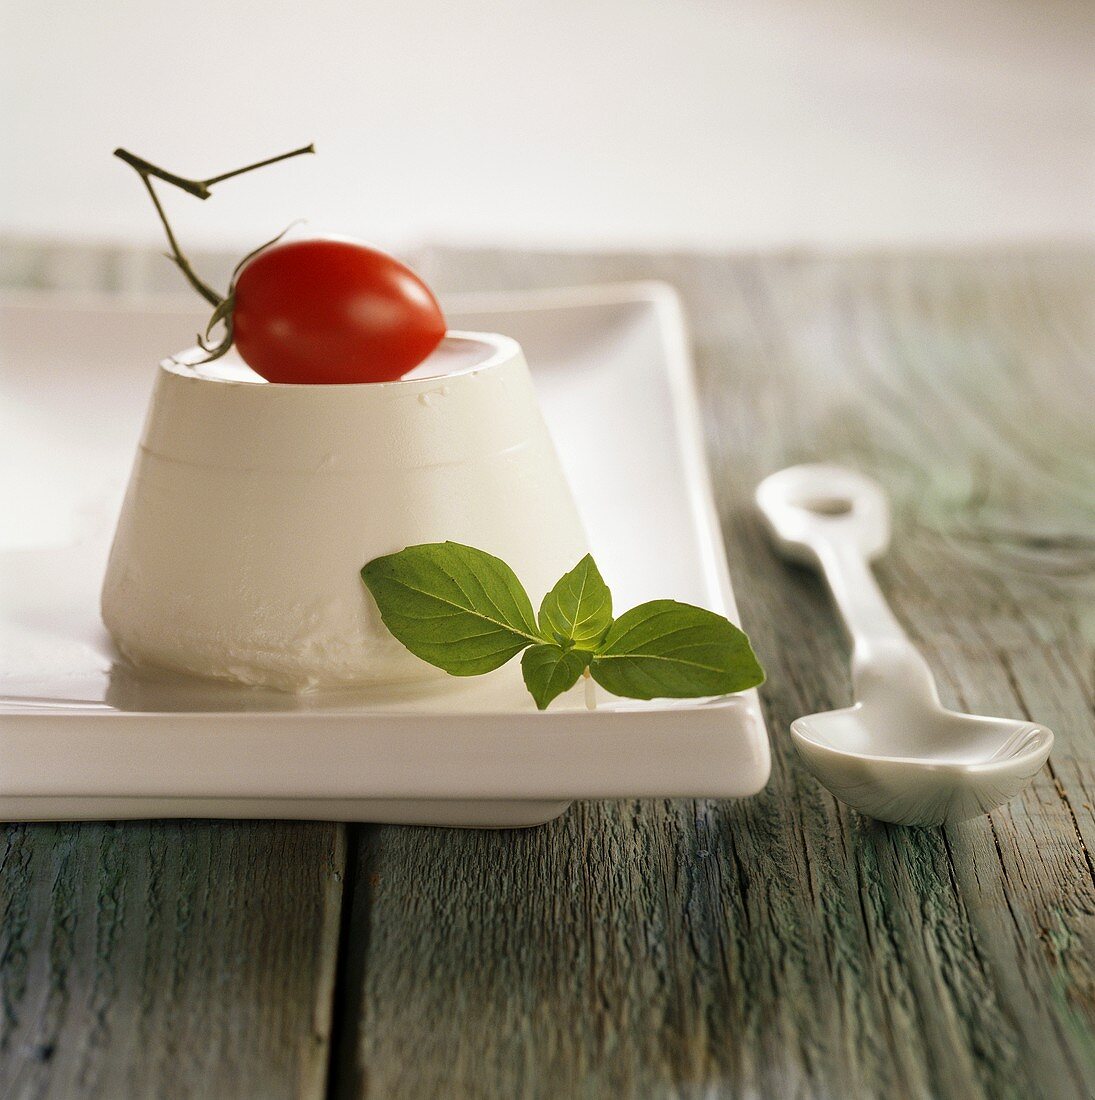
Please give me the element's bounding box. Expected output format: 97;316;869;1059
331;248;1095;1098
2;247;1089;1099
0;821;345;1099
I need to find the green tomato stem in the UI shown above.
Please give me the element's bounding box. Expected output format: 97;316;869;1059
113;143;315;309
135;172;222;307
203;144;315;187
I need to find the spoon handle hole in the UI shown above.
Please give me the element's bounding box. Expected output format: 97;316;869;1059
801;496;854;516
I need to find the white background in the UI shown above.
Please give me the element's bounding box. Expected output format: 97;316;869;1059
2;0;1092;252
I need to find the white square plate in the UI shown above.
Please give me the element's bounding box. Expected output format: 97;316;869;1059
0;283;769;826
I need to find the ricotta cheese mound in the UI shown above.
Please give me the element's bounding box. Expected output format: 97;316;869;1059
101;333;588;692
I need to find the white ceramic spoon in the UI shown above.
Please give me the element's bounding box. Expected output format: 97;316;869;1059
756;464;1053;826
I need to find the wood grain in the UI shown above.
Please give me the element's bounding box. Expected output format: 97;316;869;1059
2;247;1092;1099
328;247;1095;1099
0;821;345;1099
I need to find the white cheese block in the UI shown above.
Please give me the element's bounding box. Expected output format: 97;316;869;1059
101;332;588;692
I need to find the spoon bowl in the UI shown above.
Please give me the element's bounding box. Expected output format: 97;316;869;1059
757;464;1053;826
791;705;1053;826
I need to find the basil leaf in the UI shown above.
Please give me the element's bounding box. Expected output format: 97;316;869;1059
537;553;613;649
521;644;592;710
590;600;764;700
361;542;542;676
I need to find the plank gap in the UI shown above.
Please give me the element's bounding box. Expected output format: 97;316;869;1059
326;825;376;1100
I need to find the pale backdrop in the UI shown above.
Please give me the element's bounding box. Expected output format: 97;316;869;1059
1;0;1092;252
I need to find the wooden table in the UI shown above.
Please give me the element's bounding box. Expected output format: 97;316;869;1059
2;248;1093;1099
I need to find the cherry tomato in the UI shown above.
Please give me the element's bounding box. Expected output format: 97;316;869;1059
231;238;446;384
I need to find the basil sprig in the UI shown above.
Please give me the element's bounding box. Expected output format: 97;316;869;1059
361;543;764;710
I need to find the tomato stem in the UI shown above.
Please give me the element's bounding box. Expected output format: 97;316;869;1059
204;144;316;187
135;173;222;307
113;143;315;308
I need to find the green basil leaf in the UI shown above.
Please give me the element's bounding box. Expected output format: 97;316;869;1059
521;644;592;710
361;542;541;676
590;599;764;700
537;553;613;648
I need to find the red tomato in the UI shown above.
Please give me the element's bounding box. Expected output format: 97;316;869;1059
231;238;446;384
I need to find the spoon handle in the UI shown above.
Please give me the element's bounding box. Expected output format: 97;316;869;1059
755;464;940;707
813;537;940;707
